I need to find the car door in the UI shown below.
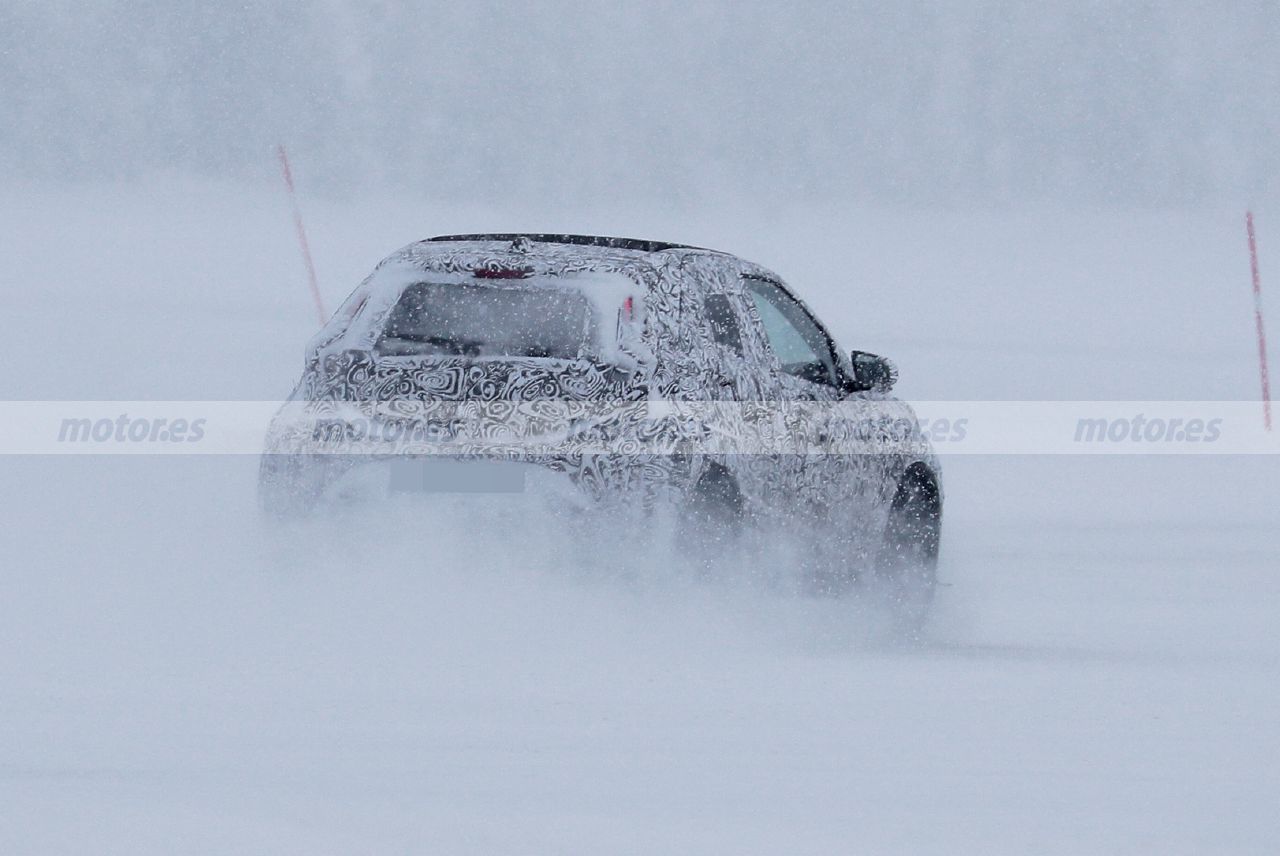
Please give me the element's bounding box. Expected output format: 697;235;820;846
647;254;787;512
740;275;919;540
738;275;851;517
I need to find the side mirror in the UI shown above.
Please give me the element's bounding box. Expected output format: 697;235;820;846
849;351;898;392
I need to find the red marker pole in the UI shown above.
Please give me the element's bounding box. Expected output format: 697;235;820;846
1246;211;1272;431
277;144;328;326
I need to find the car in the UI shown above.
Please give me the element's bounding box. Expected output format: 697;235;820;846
260;233;943;626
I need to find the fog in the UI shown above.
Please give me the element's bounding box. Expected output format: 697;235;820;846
5;2;1279;205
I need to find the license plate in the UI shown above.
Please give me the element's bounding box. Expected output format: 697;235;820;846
389;459;527;494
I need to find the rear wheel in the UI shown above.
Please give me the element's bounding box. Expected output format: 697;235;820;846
676;464;744;573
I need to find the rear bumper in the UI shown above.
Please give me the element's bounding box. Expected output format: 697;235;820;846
260;452;584;513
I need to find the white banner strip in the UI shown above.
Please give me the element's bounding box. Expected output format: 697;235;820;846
0;401;1275;455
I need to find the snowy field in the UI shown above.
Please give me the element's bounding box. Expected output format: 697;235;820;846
2;183;1278;853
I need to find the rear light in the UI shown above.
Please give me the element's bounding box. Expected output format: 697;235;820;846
345;294;369;321
622;296;634;320
473;266;532;279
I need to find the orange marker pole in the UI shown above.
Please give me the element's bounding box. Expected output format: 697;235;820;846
277;144;328;326
1246;211;1272;431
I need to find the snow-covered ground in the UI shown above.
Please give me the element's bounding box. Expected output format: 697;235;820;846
2;183;1277;853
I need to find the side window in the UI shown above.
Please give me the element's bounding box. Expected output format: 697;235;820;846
744;277;839;387
703;293;744;356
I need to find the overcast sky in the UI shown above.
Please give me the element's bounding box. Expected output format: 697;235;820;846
4;1;1277;206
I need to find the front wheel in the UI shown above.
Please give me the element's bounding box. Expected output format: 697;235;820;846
871;470;942;635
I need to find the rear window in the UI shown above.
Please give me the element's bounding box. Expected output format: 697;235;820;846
376;281;596;359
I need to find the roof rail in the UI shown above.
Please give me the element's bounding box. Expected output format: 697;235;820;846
426;233;701;253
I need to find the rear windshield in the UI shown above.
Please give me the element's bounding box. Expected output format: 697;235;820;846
375;282;596;359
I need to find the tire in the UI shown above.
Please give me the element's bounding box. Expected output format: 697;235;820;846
257;453;342;519
871;468;941;635
676;464;744;572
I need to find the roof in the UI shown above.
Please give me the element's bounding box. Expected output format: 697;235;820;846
426;233;709;254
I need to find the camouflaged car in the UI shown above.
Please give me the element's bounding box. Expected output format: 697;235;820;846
260;234;942;622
